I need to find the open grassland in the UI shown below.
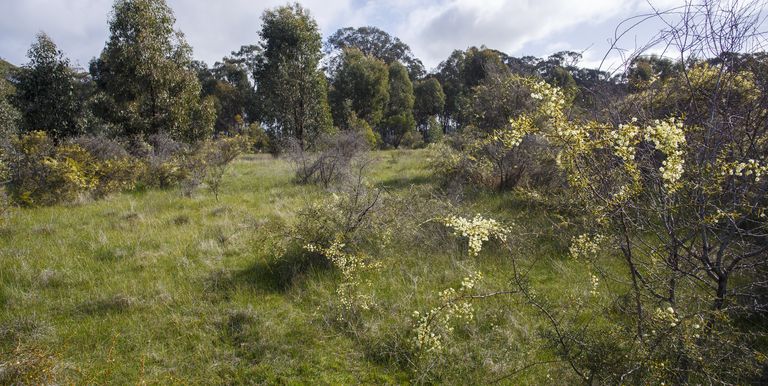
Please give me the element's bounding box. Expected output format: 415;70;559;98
0;150;613;384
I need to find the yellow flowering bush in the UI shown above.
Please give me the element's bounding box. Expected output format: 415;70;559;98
442;215;509;256
412;272;482;355
6;132;96;206
304;235;381;315
568;233;605;261
644;118;686;191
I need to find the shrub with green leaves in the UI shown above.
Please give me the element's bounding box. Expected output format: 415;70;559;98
5;131;95;206
188;135;250;200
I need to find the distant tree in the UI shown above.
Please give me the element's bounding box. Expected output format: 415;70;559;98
435;47;508;131
383;62;416;147
329;48;389;130
424;116;443;144
326;26;425;79
627;55;680;90
255;3;332;150
90;0;215;142
413;77;445;129
0;79;20;139
194;51;258;134
12;33;85;140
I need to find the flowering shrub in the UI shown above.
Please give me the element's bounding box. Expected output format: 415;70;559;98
5;132;95;206
429;75;563;191
442;215;509;256
304;235;381;315
568;233;605;261
644;118;686;191
2;131;248;206
412;272;482;355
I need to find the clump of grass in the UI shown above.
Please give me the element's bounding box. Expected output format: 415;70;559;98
0;344;58;385
36;269;65;288
75;294;137;315
32;223;56;235
202;268;235;301
210;206;232;217
172;214;190;225
0;316;51;347
92;244;136;261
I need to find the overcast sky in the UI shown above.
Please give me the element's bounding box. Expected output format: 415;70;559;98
0;0;684;73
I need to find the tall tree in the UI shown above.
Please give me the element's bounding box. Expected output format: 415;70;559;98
90;0;215;142
383;62;415;147
12;33;85;140
435;47;507;131
326;26;425;79
255;3;332;150
194;50;259;134
329;48;389;130
413;77;445;129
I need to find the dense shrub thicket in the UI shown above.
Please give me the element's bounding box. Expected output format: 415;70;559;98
2;131;248;206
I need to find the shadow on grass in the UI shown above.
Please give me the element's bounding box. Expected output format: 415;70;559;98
233;249;332;293
74;294;136;316
202;247;333;299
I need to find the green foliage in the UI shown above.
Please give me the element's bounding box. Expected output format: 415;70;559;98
90;0;214;142
413;77;445;128
194;51;260;133
0;79;20;138
5;132;95;206
12;33;86;140
435;47;509;131
346;112;378;149
329;48;390;130
382;62;416;147
429;75;559;190
255;3;332;150
326;26;425;79
398;130;424;149
424;116;443;144
242;122;271;152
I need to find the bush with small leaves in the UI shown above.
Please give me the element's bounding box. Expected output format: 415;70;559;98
200;135;250;200
135;133;189;189
287;131;369;188
5;131;95;206
399;130;425;149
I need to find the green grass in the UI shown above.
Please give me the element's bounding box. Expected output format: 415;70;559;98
0;150;614;384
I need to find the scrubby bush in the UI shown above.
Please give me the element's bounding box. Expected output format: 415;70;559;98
133;133;189;189
287;131;369;188
290;168;387;319
182;135;250;199
399;130;424;149
5;131;95;206
242;123;270;153
424;116;443;144
2;130;248;206
71;135;140;197
427;76;564;191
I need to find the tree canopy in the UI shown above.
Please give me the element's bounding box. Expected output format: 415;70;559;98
255;3;332;150
326;26;425;79
12;33;85;140
90;0;215;142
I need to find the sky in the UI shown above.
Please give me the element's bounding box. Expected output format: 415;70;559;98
0;0;685;73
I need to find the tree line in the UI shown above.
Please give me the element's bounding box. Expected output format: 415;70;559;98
1;0;639;152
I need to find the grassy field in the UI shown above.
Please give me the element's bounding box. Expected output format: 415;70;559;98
0;150;608;384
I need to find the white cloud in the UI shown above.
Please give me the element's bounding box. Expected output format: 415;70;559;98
397;0;655;69
0;0;687;72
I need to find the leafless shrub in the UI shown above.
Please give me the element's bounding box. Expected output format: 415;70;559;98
286;131;369;188
70;135;129;160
